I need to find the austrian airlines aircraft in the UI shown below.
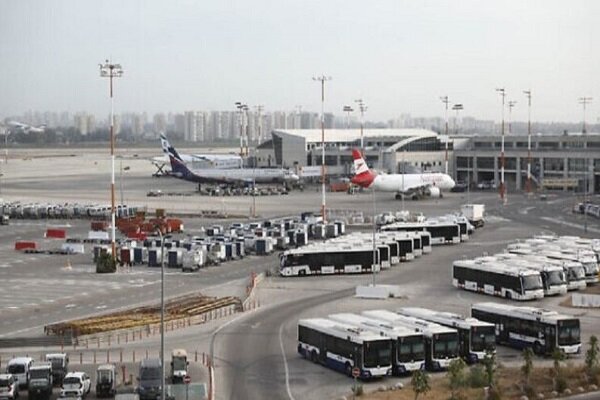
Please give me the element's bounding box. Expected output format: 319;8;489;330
350;149;455;199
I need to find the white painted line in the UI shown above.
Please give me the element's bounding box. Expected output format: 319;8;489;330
279;323;296;400
540;217;600;234
65;304;76;309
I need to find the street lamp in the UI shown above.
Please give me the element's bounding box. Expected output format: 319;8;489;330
452;104;463;135
355;99;367;153
235;102;246;158
99;60;123;264
523;90;532;194
440;96;450;174
579;97;592;134
496;88;506;203
313;75;332;222
154;227;167;400
343;105;354;129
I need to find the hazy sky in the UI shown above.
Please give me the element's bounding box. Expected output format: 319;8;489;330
1;0;599;122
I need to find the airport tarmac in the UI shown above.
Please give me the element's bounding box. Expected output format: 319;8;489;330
0;148;598;400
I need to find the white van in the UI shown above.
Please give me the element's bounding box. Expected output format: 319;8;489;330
6;357;34;389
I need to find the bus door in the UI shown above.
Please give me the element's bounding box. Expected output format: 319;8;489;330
424;338;433;370
458;329;470;360
544;325;556;353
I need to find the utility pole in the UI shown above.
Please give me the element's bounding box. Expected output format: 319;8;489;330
440;96;450;174
313;75;332;222
579;97;592;134
343;105;353;129
99;60;123;264
524;90;532;194
496;88;507;204
355;99;367;153
508;100;517;135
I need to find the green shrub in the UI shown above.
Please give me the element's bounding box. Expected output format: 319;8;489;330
468;365;488;388
555;376;568;393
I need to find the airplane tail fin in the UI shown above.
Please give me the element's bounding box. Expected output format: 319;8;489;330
350;149;376;188
160;133;191;177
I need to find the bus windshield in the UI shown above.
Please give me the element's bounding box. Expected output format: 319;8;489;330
568;266;586;280
363;340;391;368
522;275;543;291
397;335;425;363
470;326;496;352
546;270;565;286
433;333;459;359
558;320;580;346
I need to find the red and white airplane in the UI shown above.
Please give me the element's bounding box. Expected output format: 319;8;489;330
350;149;455;199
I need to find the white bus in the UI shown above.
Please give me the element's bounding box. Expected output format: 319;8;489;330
471;302;581;356
328;313;426;375
280;245;380;276
297;318;392;379
507;248;587;291
496;252;567;296
452;259;544;300
381;220;460;245
539;249;598;284
379;232;415;261
362;310;460;371
396;307;495;364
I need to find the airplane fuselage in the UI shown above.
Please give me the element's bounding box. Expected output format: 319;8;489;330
369;173;455;192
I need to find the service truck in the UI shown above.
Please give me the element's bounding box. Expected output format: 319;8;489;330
27;362;53;400
461;204;485;228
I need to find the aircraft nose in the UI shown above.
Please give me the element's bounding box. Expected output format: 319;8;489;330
448;177;456;188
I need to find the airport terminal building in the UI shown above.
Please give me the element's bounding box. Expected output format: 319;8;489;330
257;128;599;194
266;128;453;177
453;133;600;193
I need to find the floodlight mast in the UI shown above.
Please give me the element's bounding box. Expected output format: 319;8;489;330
496;88;506;203
99;60;123;264
524;90;532;194
440;96;450;174
355;99;368;153
313;75;332;222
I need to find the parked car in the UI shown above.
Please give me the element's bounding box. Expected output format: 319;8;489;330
0;374;18;400
450;181;468;192
6;357;33;389
60;372;91;398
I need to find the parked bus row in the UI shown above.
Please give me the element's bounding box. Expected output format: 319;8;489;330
298;304;581;379
279;230;432;277
452;234;599;301
381;215;473;245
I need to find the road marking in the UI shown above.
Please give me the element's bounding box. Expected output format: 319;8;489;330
519;206;535;215
540;217;600;234
279;323;296;400
95;305;107;310
65;304;76;309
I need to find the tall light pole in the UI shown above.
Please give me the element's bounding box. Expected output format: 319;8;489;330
154;227;166;400
508;101;517;135
440;96;450;174
355;99;367;153
313;75;332;222
235;102;246;159
99;60;123;264
496;88;507;203
579;97;592;134
343;105;353;129
524;90;532;194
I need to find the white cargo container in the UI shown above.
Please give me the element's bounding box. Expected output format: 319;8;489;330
61;243;85;254
461;204;485;228
88;230;110;240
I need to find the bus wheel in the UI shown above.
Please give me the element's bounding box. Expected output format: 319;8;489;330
505;291;512;300
345;363;352;377
310;350;318;363
533;342;543;355
299;269;306;276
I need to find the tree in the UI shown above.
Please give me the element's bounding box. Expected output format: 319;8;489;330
96;252;116;273
481;350;497;388
521;347;534;386
411;369;430;400
585;335;599;383
551;348;567;393
447;358;467;399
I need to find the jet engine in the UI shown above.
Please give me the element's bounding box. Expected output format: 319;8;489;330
427;186;441;198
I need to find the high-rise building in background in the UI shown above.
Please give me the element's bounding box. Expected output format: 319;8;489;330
74;112;95;135
153;113;167;135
